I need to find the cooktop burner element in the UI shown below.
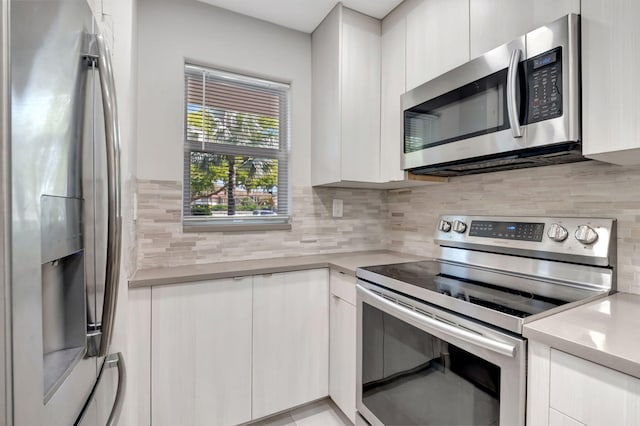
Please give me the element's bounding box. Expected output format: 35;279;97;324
356;215;616;334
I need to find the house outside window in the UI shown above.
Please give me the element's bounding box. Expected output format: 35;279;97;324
183;64;291;230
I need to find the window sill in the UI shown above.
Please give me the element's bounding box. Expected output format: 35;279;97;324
183;220;292;233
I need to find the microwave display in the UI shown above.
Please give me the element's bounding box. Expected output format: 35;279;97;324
533;52;557;69
525;47;563;124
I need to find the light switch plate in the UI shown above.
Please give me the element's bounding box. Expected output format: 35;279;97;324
332;199;343;218
133;192;138;221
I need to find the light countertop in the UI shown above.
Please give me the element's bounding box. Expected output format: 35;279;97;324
524;292;640;378
129;250;428;287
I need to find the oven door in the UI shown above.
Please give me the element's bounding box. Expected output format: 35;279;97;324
356;281;526;426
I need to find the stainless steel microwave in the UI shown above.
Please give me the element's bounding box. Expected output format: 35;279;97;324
402;14;582;176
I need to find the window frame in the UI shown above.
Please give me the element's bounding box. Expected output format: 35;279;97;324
182;64;292;232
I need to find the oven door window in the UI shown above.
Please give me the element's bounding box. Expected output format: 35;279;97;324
361;303;501;426
404;69;509;153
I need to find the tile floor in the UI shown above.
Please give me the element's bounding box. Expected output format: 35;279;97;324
248;398;353;426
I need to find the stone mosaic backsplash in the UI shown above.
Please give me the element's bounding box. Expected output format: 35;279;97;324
136;181;389;269
137;160;640;294
387;161;640;294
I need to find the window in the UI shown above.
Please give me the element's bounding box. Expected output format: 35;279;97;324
183;64;290;229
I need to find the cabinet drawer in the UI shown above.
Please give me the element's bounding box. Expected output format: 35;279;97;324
549;349;640;425
330;269;356;305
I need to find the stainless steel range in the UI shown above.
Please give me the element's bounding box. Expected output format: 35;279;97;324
355;215;616;426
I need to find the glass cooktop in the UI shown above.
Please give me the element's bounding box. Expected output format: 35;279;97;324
359;260;568;319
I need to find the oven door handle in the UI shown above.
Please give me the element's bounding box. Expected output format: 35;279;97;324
358;285;517;358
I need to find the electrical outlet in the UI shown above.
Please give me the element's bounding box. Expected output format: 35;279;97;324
332;199;343;218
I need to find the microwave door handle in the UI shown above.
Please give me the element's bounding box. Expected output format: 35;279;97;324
507;48;523;138
358;285;517;358
96;34;122;358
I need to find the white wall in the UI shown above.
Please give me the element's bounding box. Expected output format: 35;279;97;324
136;0;312;186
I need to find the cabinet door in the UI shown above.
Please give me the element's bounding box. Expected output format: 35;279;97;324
582;0;640;164
252;269;329;419
549;349;640;426
340;7;381;182
151;278;252;426
380;9;407;183
127;287;151;426
527;341;552;426
406;0;469;91
470;0;580;58
311;4;341;186
329;279;356;423
549;408;585;426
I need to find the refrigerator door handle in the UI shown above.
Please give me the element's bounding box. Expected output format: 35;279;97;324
72;353;126;426
106;353;126;426
95;34;122;358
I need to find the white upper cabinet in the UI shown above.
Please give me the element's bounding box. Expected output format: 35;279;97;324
581;0;640;164
380;8;407;183
405;0;470;91
377;0;464;185
469;0;580;58
312;3;445;187
311;4;381;186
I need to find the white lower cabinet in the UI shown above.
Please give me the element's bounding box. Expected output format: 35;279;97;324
549;349;640;426
329;271;357;423
142;269;334;425
151;278;253;426
252;269;330;419
549;408;586;426
528;341;640;426
127;288;152;426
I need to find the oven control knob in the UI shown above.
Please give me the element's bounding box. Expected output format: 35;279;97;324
452;220;467;233
575;225;599;245
547;223;568;242
438;220;452;232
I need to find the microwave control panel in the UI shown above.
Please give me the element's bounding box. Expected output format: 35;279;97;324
526;47;563;124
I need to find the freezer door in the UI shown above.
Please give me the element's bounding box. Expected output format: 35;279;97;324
10;0;99;424
1;0;10;423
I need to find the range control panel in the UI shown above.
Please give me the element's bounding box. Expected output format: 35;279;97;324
435;215;617;267
526;47;563;124
468;221;544;241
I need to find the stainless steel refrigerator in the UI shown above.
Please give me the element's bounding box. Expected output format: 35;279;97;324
2;0;125;424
